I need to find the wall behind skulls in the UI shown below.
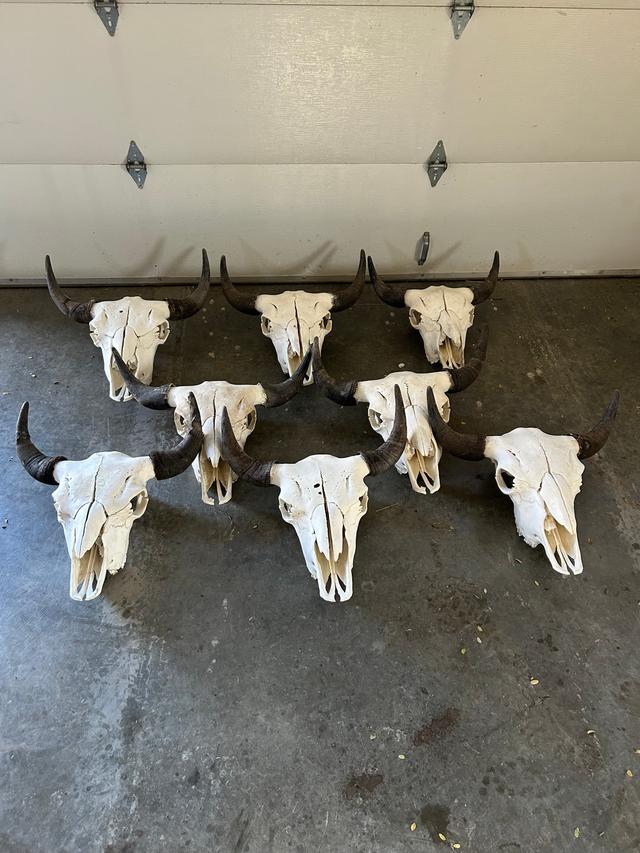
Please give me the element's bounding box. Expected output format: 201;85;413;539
1;0;639;280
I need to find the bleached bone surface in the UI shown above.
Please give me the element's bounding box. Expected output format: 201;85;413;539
52;453;155;601
355;371;452;495
404;286;474;369
168;383;266;505
270;455;371;602
89;297;171;401
255;291;334;383
485;430;585;576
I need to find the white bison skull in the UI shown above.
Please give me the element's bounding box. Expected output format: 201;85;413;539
112;347;311;506
427;388;620;576
218;252;366;384
313;327;487;494
369;252;499;369
45;250;210;401
219;385;407;602
16;396;202;600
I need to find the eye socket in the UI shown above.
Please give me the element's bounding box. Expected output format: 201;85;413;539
261;317;272;333
157;322;170;342
497;469;515;491
280;500;293;517
245;410;257;430
409;309;422;327
370;410;383;427
359;494;369;513
321;314;331;329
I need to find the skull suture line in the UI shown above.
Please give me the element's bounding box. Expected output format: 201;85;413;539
16;396;202;601
313;326;488;494
218;252;366;384
369;252;499;369
45;250;211;401
112;346;311;506
427;387;620;576
219;385;407;602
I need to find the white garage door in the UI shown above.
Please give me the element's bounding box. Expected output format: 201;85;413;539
1;1;639;279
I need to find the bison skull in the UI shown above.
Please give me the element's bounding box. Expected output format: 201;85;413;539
313;329;488;494
112;347;311;505
219;385;407;602
16;396;202;600
427;388;620;576
218;252;366;384
369;252;499;368
45;251;210;402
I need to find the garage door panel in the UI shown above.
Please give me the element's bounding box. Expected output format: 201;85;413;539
4;0;640;8
0;5;638;165
2;163;638;279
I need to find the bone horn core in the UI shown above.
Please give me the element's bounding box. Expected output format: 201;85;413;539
362;384;407;475
111;348;173;410
150;392;203;480
571;390;620;459
16;402;67;485
261;348;312;408
218;256;259;315
367;256;408;308
331;250;366;312
220;407;273;486
427;386;486;461
167;249;211;320
312;338;358;406
45;255;94;323
469;251;500;305
447;324;489;393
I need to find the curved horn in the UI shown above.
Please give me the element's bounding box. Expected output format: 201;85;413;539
427;386;486;461
331;250;366;312
571;390;620;459
111;348;172;410
150;392;203;480
469;251;500;305
312;338;358;406
16;402;67;485
219;256;259;315
362;384;407;476
260;347;312;408
45;255;94;323
167;249;211;320
220;406;273;486
447;324;489;393
367;256;408;308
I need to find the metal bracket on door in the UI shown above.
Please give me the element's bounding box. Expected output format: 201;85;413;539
125;141;147;189
94;0;119;36
416;232;431;266
426;140;447;188
450;0;474;39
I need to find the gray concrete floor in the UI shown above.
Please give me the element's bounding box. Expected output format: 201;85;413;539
1;277;639;853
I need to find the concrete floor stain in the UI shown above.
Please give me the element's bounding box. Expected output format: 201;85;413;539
343;772;384;800
420;803;450;842
414;707;461;746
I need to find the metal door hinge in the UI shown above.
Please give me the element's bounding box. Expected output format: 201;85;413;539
125;141;147;189
94;0;118;36
451;0;476;39
451;0;474;39
426;140;447;188
416;231;431;266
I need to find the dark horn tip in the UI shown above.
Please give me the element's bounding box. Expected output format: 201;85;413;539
220;255;228;279
16;401;66;485
367;255;378;282
573;390;620;459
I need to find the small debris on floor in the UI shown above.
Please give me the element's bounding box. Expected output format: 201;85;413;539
574;827;580;838
530;678;539;686
626;769;634;778
438;832;447;841
410;822;417;832
476;637;482;644
1;518;8;529
398;754;406;760
460;648;467;655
